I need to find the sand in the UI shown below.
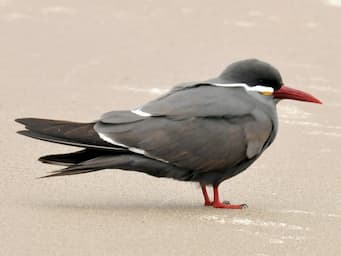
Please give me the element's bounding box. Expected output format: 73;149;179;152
1;0;341;255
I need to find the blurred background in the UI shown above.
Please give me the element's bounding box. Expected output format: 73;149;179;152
1;0;340;255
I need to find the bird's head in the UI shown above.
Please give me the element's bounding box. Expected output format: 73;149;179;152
219;59;322;104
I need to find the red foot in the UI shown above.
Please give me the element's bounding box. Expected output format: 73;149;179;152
201;184;248;209
212;201;248;209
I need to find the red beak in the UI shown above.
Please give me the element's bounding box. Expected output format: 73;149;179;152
274;85;322;104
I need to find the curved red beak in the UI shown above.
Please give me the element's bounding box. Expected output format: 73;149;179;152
274;85;322;104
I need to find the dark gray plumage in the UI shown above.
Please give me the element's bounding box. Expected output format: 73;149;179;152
16;59;321;208
95;85;277;185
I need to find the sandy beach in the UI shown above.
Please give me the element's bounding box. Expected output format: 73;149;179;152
1;0;341;255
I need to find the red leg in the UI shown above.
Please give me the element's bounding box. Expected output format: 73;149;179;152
212;185;247;209
201;184;212;206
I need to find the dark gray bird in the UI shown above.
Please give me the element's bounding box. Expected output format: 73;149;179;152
16;59;321;209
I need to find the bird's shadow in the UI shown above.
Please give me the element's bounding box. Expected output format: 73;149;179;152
28;199;206;214
25;200;267;221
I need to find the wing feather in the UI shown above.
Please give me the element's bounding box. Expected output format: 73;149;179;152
94;84;275;172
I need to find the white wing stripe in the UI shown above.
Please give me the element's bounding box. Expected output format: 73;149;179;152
131;109;152;117
98;132;169;163
99;132;146;155
98;133;127;148
213;83;274;93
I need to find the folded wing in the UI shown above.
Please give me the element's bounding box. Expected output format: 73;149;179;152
95;85;274;172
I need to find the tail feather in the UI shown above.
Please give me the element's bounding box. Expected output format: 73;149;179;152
16;118;122;150
41;154;194;181
16;118;194;181
39;149;114;166
41;169;100;178
41;155;118;177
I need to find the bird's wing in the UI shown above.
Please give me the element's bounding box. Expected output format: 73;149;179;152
95;85;274;172
101;84;256;121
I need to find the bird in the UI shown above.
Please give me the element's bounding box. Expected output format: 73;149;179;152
16;59;321;209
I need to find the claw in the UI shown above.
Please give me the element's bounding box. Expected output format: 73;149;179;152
240;204;248;209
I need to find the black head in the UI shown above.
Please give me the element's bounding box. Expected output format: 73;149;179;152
219;59;283;90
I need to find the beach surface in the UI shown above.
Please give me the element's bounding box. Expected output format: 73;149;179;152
1;0;341;255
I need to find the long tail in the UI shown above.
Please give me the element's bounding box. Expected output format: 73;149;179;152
39;149;113;166
16;118;123;150
42;154;193;180
16;118;194;181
